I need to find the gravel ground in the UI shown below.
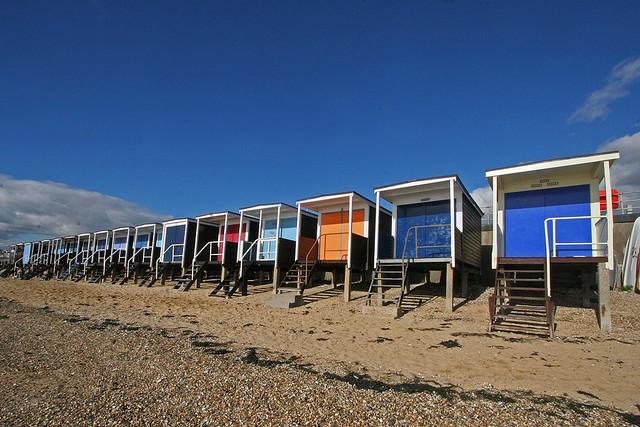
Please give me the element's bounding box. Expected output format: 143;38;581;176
0;299;637;426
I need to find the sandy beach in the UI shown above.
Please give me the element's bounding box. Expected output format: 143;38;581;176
1;278;639;425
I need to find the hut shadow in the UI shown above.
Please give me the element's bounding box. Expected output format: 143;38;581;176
300;286;344;305
243;284;274;296
397;281;479;314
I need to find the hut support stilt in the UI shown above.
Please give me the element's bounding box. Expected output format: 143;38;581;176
597;263;612;333
445;263;454;313
343;265;352;302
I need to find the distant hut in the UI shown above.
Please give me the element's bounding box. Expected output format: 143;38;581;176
150;218;197;287
119;223;163;285
239;203;318;293
188;211;259;297
270;192;391;308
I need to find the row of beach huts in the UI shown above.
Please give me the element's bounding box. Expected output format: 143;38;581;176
0;151;621;337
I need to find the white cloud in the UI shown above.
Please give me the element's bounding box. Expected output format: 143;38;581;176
598;130;640;195
0;174;170;247
471;185;493;216
569;56;640;123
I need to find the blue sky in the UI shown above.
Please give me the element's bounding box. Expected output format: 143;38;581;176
1;1;639;242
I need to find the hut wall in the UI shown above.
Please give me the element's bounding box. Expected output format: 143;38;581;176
319;209;365;261
461;196;482;268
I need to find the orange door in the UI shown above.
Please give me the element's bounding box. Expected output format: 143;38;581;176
319;209;365;261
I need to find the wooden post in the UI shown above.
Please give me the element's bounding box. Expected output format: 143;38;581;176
272;266;280;294
343;264;352;302
597;263;612;333
445;263;454;313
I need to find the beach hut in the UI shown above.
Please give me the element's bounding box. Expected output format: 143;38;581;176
149;218;197;286
38;239;52;265
273;191;392;306
486;151;619;336
182;211;259;296
367;175;483;315
84;230;111;282
238;203;318;294
59;232;93;281
29;241;41;265
102;226;135;283
17;241;39;279
119;223;163;285
53;235;78;278
1;243;23;277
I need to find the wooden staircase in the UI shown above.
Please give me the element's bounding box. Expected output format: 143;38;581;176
488;260;555;337
145;263;175;287
85;264;105;283
277;261;316;294
365;261;409;312
58;263;80;281
174;262;210;292
109;265;127;284
209;262;254;298
0;265;14;277
21;263;50;280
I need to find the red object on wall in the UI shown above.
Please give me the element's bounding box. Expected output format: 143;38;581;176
600;189;619;210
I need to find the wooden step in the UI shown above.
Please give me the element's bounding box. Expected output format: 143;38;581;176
495;295;546;301
495;286;545;291
491;324;550;335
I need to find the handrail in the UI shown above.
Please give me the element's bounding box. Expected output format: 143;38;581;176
30;253;51;268
155;244;183;279
401;224;451;262
55;251;70;268
125;246;147;277
190;240;224;279
239;239;260;273
68;250;88;275
103;249;125;275
256;236;278;260
299;236;321;287
82;249;97;268
544;215;608;298
396;224;452;305
53;252;70;274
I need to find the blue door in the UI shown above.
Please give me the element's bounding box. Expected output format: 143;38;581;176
23;243;31;264
505;184;591;257
396;200;451;258
163;225;185;262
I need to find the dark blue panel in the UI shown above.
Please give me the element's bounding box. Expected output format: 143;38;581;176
163;224;185;262
113;237;127;250
396;200;451;258
505;189;546;257
544;185;592;257
505;185;591;257
136;233;150;248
